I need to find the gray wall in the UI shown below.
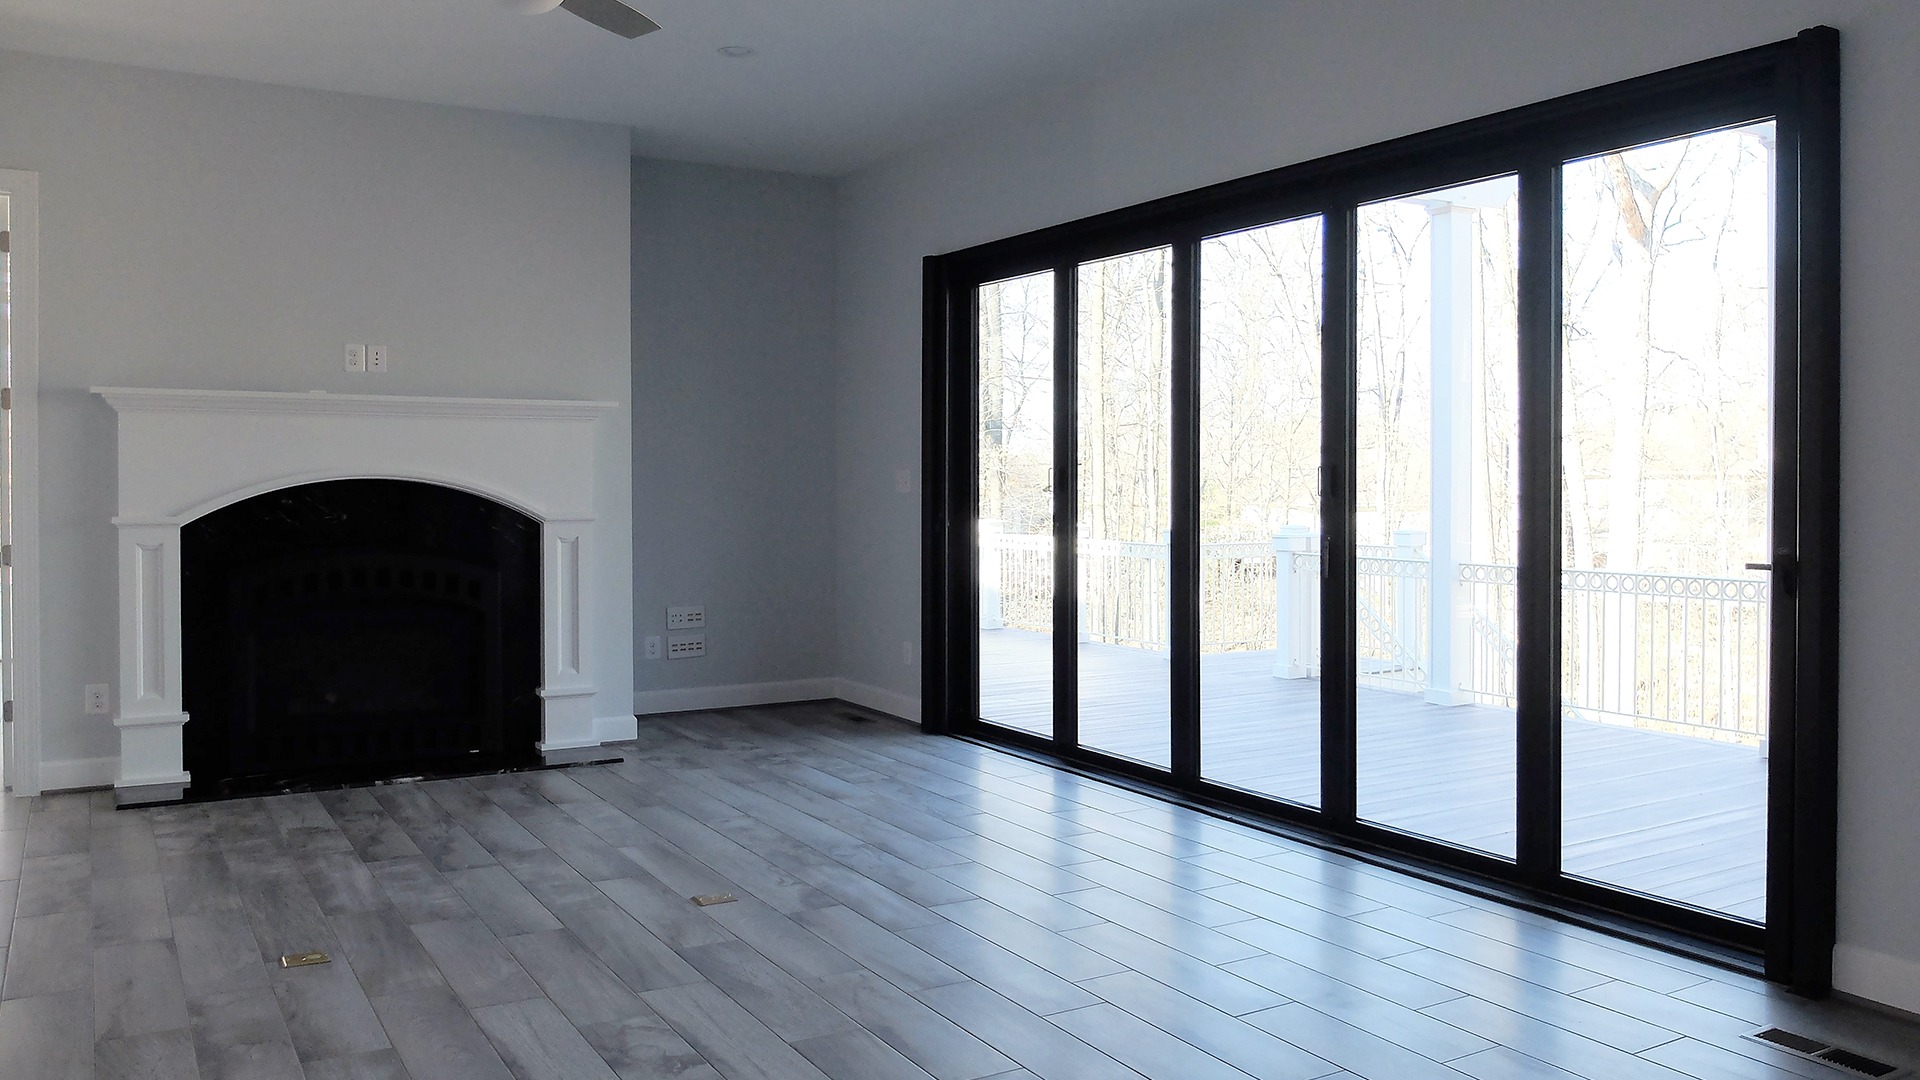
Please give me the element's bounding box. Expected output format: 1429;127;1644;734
0;49;635;775
630;160;839;707
830;0;1920;1007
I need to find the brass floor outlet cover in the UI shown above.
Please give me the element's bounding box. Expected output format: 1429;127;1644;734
279;951;332;968
690;894;737;907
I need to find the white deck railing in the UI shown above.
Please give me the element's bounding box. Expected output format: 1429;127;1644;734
979;522;1769;745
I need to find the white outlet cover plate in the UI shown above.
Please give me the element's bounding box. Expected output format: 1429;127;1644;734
667;632;705;658
667;605;705;629
645;635;662;659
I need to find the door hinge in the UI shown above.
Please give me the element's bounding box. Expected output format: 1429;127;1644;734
1;387;10;411
1;543;11;567
0;230;10;254
3;701;13;724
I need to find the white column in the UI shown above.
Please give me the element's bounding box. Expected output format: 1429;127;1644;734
115;522;190;791
1271;525;1315;679
537;518;598;751
978;519;1004;630
1427;203;1476;706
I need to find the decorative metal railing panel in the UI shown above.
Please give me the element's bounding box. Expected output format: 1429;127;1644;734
1354;555;1429;693
989;533;1054;632
1079;539;1169;651
978;530;1769;745
1459;562;1519;708
1200;542;1276;651
1560;569;1769;744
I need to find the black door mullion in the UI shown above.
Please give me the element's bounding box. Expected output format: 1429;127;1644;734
1321;206;1358;825
939;266;976;737
1762;80;1803;979
1768;24;1840;993
1170;240;1203;781
1514;162;1565;884
1053;264;1081;753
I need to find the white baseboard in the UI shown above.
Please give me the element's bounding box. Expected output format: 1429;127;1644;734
1835;944;1920;1015
594;714;639;743
834;679;921;724
39;756;117;792
633;678;840;717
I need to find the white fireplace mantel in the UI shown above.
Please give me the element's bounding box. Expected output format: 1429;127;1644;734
93;386;619;799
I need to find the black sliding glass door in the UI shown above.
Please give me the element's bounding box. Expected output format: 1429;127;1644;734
930;29;1838;989
1197;216;1324;808
977;270;1057;741
1557;122;1778;921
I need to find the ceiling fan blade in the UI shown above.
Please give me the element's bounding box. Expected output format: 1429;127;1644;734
558;0;660;38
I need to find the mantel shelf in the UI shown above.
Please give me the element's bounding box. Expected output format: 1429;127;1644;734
92;386;618;422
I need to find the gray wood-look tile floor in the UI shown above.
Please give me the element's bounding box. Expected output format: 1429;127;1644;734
0;701;1913;1080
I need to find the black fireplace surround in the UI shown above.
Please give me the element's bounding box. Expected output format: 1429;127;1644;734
181;479;542;796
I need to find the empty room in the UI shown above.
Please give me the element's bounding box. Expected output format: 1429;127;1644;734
2;1;1919;1077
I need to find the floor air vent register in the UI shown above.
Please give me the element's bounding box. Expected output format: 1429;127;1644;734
1745;1027;1908;1078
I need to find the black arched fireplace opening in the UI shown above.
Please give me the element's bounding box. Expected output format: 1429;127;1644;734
182;479;542;795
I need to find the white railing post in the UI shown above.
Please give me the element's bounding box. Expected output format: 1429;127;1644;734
978;519;1004;630
1159;528;1172;656
1077;526;1092;643
1272;525;1314;679
1393;529;1427;680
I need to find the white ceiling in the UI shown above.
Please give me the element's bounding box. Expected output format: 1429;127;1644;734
0;0;1252;174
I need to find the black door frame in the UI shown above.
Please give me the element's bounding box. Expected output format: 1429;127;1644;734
923;28;1839;992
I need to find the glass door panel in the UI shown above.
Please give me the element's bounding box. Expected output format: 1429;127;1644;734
1354;177;1520;856
978;271;1057;739
1197;216;1325;805
1560;124;1775;919
1076;248;1173;767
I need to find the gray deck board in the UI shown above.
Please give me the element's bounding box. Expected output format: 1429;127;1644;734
982;628;1766;920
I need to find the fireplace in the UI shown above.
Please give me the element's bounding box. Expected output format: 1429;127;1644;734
181;479;542;794
95;386;619;804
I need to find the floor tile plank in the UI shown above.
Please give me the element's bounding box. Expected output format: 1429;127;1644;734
642;980;833;1080
1079;970;1335;1080
916;980;1146;1080
810;970;1017;1080
473;995;620;1080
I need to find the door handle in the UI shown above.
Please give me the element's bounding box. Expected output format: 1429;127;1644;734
1745;562;1772;571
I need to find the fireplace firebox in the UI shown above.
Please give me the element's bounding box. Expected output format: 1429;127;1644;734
181;479;541;794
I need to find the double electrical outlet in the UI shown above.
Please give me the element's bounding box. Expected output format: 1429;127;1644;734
647;604;705;660
344;344;390;373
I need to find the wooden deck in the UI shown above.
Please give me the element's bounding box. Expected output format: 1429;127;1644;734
980;628;1766;922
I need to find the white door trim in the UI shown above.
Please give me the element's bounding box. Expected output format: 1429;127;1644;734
0;169;42;795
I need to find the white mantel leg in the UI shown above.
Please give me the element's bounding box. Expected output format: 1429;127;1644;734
115;523;191;794
537;519;598;751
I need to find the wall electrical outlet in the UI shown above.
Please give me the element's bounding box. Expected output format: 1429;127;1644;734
667;605;705;630
645;635;662;660
667;633;706;659
84;683;111;715
345;344;367;373
368;345;389;373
